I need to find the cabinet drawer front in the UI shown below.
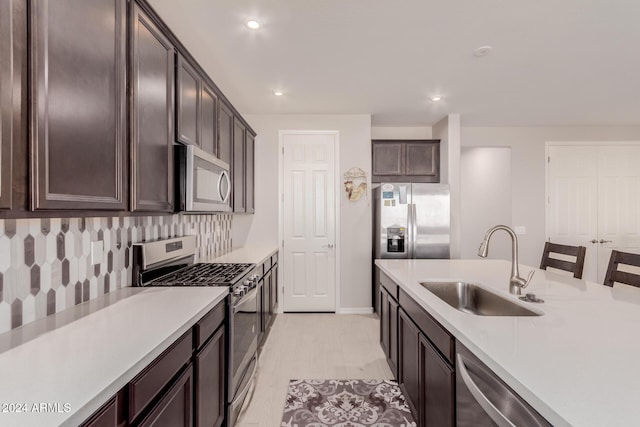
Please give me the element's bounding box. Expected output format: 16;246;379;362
380;271;399;300
129;330;193;422
399;289;454;364
80;396;117;427
137;364;193;427
195;300;225;349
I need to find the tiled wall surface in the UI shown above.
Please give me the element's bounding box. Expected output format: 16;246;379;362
0;214;232;334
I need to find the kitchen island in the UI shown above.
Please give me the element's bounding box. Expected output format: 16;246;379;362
0;286;228;427
376;258;640;427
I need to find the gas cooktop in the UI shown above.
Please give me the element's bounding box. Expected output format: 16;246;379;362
149;263;254;287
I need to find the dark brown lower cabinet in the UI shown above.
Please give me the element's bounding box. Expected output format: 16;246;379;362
81;298;227;427
195;327;225;427
137;365;193;427
420;335;455;427
398;308;421;416
379;287;399;377
271;262;278;311
388;296;398;376
379;288;389;356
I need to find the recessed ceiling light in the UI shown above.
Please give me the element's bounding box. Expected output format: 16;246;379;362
431;95;442;102
474;45;492;57
246;20;261;30
273;91;284;96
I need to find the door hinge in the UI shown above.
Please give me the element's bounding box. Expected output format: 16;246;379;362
282;147;284;155
548;196;550;204
547;156;550;163
282;240;284;248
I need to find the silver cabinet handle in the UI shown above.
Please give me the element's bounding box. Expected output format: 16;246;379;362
456;354;516;427
599;239;613;244
590;239;598;244
322;244;334;249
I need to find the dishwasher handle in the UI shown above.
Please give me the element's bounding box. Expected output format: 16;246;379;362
457;353;516;427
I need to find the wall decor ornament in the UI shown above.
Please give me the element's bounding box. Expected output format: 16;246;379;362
344;167;368;203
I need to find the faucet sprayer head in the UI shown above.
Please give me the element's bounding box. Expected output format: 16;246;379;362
478;239;489;258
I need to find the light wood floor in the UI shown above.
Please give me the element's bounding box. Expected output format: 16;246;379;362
236;313;394;427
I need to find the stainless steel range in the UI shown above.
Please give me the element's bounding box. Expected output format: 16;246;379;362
132;236;259;426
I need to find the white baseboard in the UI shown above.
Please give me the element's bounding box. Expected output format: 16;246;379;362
337;307;374;314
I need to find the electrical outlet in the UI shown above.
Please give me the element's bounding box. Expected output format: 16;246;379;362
91;240;104;265
514;226;527;235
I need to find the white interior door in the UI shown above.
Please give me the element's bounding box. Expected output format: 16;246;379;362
596;146;640;283
547;143;640;283
281;131;337;312
547;146;599;281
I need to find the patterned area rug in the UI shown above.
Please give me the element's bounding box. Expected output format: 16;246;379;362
281;379;417;427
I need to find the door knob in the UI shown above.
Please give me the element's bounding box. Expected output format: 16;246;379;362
590;239;598;244
323;244;334;249
599;239;613;244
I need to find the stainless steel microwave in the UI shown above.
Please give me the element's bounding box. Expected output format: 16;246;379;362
175;145;231;212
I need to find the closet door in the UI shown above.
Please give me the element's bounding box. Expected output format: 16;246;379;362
596;146;640;284
546;144;640;283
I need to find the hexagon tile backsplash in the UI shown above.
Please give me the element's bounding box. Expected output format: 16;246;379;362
0;214;232;334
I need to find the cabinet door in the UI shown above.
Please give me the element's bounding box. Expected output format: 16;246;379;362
405;142;439;180
420;335;454;427
130;4;174;212
195;327;225;427
0;0;20;210
398;308;421;419
31;0;127;210
379;287;389;358
388;296;399;377
138;365;193;427
217;101;233;168
200;83;218;155
245;132;255;213
232;118;246;212
81;397;117;427
271;263;278;312
176;56;200;146
265;269;273;327
372;142;403;177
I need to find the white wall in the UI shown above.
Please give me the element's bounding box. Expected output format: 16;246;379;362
371;126;432;139
460;147;512;260
234;114;373;311
433;115;461;258
461;126;640;266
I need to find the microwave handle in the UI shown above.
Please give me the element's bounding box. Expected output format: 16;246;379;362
219;170;231;203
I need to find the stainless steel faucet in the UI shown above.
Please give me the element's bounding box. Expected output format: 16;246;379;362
478;225;535;295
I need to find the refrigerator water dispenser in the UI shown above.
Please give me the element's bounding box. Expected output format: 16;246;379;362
387;227;405;252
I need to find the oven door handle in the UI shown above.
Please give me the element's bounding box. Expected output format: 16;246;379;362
219;170;231;203
233;286;257;312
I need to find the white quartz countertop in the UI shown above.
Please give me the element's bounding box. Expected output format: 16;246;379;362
0;287;228;427
375;258;640;427
207;245;278;265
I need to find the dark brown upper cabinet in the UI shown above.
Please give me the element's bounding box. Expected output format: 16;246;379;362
245;132;255;213
217;101;233;167
372;140;440;183
200;83;218;156
232;118;246;213
30;0;127;210
130;3;175;212
0;0;24;210
176;55;200;147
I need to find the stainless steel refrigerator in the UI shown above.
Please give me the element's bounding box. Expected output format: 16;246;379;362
373;183;450;259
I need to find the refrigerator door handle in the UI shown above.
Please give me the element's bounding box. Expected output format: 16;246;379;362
412;204;418;258
406;203;413;258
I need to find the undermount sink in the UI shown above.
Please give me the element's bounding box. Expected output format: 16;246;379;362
420;281;543;316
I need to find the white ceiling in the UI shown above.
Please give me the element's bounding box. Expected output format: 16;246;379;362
148;0;640;127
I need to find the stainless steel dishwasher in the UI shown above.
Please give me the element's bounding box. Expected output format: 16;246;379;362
456;344;552;427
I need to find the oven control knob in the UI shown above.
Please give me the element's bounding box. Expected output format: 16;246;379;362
234;285;247;296
250;274;260;281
